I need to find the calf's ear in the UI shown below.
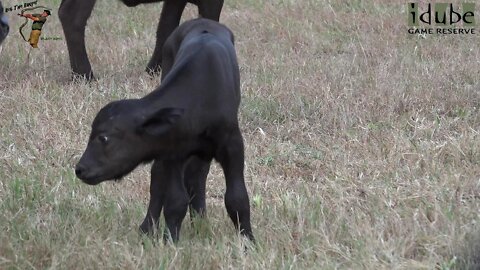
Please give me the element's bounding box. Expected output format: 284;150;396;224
136;107;184;136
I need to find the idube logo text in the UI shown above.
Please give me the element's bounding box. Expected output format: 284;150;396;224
407;3;475;35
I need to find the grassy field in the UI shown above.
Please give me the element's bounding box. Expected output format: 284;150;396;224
1;0;480;268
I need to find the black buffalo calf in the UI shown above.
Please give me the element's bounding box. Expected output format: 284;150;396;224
75;18;254;242
0;1;9;44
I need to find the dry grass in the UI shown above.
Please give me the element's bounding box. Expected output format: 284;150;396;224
1;0;480;269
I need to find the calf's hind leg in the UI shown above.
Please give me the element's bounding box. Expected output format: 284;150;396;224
215;129;254;241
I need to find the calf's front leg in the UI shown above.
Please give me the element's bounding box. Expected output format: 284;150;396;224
140;160;167;234
162;160;189;242
184;156;211;218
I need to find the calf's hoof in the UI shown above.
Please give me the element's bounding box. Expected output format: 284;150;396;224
145;64;162;77
139;220;156;236
246;233;255;242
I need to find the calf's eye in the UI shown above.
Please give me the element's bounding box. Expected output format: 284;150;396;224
98;135;109;144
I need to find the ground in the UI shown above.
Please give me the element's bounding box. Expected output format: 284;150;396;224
0;0;479;269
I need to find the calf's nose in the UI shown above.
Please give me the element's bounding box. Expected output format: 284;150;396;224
75;164;85;178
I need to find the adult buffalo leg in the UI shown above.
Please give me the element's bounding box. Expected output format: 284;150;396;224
59;0;96;80
216;128;255;241
146;0;187;75
140;160;167;235
197;0;223;20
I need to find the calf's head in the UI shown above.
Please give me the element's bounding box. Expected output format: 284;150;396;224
0;1;9;44
75;99;184;185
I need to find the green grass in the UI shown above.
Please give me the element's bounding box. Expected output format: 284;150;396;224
1;0;480;269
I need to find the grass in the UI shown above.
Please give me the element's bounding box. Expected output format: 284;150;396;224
1;0;480;268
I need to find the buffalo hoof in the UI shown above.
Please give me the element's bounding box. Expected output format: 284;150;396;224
72;71;95;81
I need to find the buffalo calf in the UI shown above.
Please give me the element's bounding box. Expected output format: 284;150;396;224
75;18;254;242
58;0;223;80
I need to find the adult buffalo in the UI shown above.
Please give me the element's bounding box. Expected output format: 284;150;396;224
0;1;9;44
58;0;223;80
